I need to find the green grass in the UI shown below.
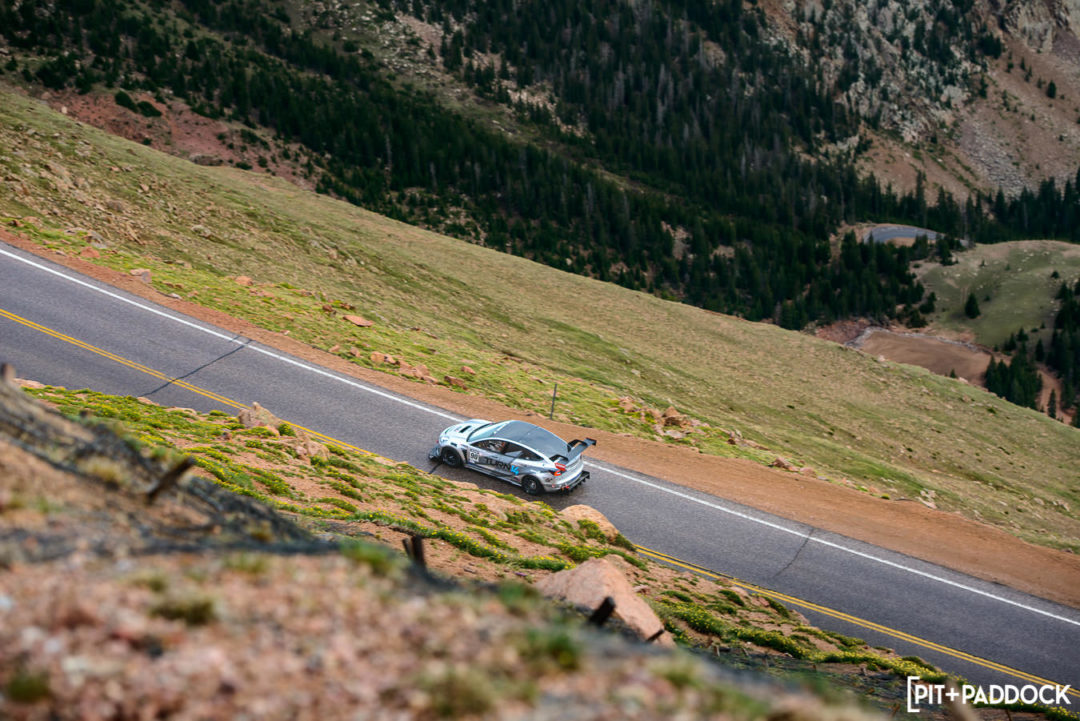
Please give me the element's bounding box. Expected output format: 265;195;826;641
15;380;987;712
917;240;1080;348
1;85;1078;551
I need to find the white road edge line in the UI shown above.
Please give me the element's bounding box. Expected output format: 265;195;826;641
589;461;1080;628
4;243;1079;628
0;246;458;421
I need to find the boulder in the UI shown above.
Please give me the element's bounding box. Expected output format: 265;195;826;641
370;352;399;366
343;314;374;327
234;275;253;287
129;268;152;283
79;247;100;259
661;406;692;428
461;365;476;376
560;505;619;541
534;558;670;645
617;396;637;413
444;375;467;389
237;401;282;430
770;457;797;471
285;438;328;462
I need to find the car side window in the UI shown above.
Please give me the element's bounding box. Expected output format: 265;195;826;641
475;440;502;452
503;444;540;461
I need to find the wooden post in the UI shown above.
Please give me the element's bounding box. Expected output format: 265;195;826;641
549;383;558;420
402;534;426;569
147;457;195;504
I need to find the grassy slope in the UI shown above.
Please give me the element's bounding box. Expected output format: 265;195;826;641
17;382;946;708
917;241;1080;348
1;84;1078;552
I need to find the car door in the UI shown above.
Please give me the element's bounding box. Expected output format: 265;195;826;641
501;443;541;480
466;439;510;477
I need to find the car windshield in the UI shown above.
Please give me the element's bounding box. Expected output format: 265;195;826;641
467;421;513;442
470;420;568;459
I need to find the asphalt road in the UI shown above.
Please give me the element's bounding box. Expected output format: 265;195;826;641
2;241;1078;699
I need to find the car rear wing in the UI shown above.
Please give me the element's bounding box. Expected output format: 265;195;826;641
566;438;596;460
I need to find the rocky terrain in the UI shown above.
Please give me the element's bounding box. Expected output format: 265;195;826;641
762;0;1080;196
4;367;972;718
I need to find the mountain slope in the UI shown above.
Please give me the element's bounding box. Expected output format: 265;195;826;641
1;85;1077;554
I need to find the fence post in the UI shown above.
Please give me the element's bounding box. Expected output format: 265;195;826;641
402;534;426;569
549;383;558;420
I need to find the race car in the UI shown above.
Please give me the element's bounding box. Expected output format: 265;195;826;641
430;419;595;494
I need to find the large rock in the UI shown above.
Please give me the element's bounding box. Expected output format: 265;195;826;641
237;401;282;430
343;315;374;327
560;505;619;541
534;557;671;645
661;406;691;428
282;437;328;462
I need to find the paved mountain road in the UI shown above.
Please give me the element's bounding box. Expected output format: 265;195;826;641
2;241;1078;698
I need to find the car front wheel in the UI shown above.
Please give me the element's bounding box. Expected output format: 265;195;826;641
522;477;543;495
440;447;463;467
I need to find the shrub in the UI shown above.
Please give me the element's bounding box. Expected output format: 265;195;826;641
151;595;217;626
114;89;137;111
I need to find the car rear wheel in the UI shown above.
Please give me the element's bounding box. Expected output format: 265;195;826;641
522;477;542;495
440;447;463;467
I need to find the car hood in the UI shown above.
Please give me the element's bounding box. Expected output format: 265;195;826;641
440;419;490;443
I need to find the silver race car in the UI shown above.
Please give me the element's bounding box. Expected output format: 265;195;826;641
430;419;595;494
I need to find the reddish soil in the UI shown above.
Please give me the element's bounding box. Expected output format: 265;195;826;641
44;89;315;191
4;228;1080;610
854;327;1074;424
857;329;992;385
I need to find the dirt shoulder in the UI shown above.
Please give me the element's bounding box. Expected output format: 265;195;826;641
5;229;1080;610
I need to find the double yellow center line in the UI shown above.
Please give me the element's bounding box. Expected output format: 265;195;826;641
636;545;1078;698
0;307;362;454
2;305;1076;699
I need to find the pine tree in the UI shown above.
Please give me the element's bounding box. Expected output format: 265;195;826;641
964;292;980;319
1048;390;1057;419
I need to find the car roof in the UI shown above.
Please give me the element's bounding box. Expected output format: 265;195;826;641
493;421;568;459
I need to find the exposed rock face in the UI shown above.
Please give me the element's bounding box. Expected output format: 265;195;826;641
1000;0;1080;53
768;0;1080;153
534;557;671;645
560;505;619;541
